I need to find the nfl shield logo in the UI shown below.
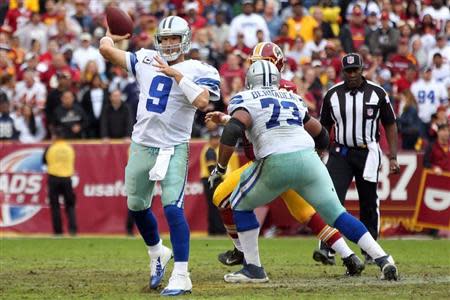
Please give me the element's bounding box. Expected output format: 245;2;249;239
367;108;373;116
347;56;355;64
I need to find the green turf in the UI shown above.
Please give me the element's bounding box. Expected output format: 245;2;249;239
1;237;449;299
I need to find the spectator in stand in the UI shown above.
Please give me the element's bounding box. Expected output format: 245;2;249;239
223;76;244;106
421;0;450;32
386;37;417;80
302;65;322;116
4;0;31;33
431;52;450;83
81;74;108;138
262;1;282;40
285;37;309;65
13;104;46;143
184;2;207;31
71;0;94;33
339;5;367;53
394;63;417;95
345;0;380;18
41;0;60;27
100;89;132;140
41;53;80;88
391;0;406;21
314;0;341;37
0;94;19;140
410;67;449;139
53;90;88;139
204;0;233;24
13;70;47;114
273;22;295;54
429;106;449;140
417;14;438;53
405;1;420;25
45;70;72;133
304;26;327;58
286;0;318;43
428;34;450;66
210;11;230;52
72;32;105;75
15;12;48;52
398;89;421;150
410;36;428;69
310;6;335;39
228;0;270;49
219;53;245;99
79;60;105;91
424;123;450;174
367;10;400;61
0;73;16;102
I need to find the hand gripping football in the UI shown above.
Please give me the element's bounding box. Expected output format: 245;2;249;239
105;6;133;36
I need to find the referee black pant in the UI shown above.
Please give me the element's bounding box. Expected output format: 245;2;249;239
48;175;77;235
326;144;379;240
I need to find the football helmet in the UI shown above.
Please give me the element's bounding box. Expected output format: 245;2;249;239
249;42;285;72
154;16;191;61
245;60;280;90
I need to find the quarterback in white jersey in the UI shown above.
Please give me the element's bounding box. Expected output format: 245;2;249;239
410;69;448;124
99;16;220;296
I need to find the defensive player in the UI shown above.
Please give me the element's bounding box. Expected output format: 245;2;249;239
209;60;398;282
99;16;220;295
206;42;363;273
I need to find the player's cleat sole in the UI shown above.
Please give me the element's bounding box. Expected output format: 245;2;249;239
313;248;336;265
342;254;365;276
375;255;399;281
161;272;192;296
149;246;173;289
224;264;269;283
218;247;244;266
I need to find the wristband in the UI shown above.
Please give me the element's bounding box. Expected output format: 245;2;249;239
179;76;204;104
100;36;114;46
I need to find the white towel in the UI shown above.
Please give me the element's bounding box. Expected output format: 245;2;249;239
363;142;381;183
148;147;174;181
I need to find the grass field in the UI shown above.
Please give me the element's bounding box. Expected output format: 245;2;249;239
1;237;449;299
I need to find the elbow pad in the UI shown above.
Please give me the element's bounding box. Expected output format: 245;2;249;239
314;127;330;150
220;118;245;146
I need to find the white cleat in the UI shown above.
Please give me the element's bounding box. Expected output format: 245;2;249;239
149;245;173;289
224;264;269;283
160;272;192;296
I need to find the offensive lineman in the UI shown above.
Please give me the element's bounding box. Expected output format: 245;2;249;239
99;16;220;296
209;60;398;282
206;42;363;274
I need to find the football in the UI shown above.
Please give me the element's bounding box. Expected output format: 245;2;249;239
105;6;134;36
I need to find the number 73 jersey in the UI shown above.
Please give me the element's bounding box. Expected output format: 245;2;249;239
228;88;315;160
125;49;221;148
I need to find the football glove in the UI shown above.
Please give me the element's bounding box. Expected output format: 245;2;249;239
208;164;227;188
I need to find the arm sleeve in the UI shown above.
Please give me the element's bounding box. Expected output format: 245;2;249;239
379;91;396;126
125;51;138;77
319;91;334;128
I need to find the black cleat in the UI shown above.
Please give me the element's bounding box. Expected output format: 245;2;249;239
375;255;399;281
313;248;336;265
342;254;365;276
218;247;244;266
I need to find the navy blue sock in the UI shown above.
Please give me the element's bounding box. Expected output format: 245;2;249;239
333;212;368;243
233;210;259;232
164;205;190;262
129;208;160;246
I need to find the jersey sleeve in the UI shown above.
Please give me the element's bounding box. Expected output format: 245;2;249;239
379;90;397;126
193;62;221;101
227;93;249;115
125;49;155;78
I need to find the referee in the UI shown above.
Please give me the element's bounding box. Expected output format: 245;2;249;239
314;53;400;265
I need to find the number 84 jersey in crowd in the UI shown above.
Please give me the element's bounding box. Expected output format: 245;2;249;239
228;88;315;160
125;49;221;148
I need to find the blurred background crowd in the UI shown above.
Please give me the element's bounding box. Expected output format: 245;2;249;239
0;0;448;152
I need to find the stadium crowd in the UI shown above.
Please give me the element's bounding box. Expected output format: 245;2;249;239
0;0;448;153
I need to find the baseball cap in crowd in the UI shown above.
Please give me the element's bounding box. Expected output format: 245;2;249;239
352;6;363;16
342;53;363;70
80;32;92;42
311;60;322;67
380;11;390;21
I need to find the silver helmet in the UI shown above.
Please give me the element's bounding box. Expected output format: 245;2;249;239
154;16;191;61
245;60;280;90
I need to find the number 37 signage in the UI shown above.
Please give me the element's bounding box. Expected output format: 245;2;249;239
346;153;450;230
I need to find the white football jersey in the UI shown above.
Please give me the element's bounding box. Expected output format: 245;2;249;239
126;49;220;147
410;78;449;123
228;88;315;160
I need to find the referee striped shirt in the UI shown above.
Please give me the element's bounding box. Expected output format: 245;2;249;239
320;78;396;147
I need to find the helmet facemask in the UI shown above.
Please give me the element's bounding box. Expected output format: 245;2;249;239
154;16;192;62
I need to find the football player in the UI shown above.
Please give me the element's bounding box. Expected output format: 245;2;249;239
209;60;398;282
206;42;363;275
99;16;220;296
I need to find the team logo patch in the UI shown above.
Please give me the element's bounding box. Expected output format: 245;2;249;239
347;56;355;64
143;56;153;64
367;108;374;116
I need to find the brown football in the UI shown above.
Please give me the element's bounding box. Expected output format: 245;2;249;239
105;6;133;36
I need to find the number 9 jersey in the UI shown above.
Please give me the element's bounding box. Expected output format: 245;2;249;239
125;49;221;148
228;88;315;160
